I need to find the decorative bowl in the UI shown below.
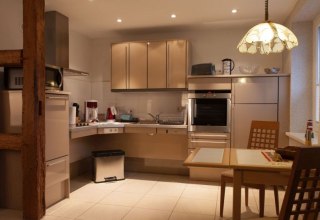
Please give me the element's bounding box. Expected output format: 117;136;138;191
239;65;259;74
264;67;280;74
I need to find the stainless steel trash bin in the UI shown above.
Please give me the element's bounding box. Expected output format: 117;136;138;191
92;150;125;183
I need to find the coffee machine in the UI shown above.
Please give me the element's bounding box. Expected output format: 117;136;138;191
85;100;98;122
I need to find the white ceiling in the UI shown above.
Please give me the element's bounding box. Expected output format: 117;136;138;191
45;0;299;39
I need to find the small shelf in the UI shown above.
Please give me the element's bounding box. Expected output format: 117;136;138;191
187;73;290;79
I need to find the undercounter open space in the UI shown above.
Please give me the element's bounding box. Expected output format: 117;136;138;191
0;172;284;220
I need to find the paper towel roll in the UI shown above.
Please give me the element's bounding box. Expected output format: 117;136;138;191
69;106;76;125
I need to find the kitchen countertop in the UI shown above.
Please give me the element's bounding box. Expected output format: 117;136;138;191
70;121;187;131
285;132;319;146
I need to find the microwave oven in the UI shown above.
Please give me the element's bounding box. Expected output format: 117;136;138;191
4;65;63;90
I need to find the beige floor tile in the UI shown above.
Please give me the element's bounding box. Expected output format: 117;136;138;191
48;199;95;219
157;174;189;183
115;179;156;194
174;197;216;215
169;211;214;220
75;204;131;220
123;207;171;220
136;195;179;211
0;209;22;220
99;191;144;207
128;172;162;181
86;180;126;192
70;184;112;203
41;216;73;220
147;181;186;198
181;186;218;200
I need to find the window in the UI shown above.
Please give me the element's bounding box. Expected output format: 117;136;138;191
315;26;320;122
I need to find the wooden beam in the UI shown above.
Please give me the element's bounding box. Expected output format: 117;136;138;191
0;134;22;151
22;0;46;219
0;50;23;66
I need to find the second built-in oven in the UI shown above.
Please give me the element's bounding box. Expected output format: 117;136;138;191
188;90;231;133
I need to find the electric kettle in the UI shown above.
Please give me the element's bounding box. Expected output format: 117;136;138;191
222;58;235;75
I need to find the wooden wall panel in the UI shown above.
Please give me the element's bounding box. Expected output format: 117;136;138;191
22;0;46;219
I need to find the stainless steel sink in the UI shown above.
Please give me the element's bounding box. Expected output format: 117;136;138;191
158;120;184;125
137;120;158;125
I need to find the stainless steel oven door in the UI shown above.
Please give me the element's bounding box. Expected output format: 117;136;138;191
188;93;231;132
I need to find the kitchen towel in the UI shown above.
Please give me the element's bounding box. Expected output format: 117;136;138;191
69;106;76;124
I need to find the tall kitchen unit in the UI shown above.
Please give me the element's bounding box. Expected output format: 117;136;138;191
0;90;70;209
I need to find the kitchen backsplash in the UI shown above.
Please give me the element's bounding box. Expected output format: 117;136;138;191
64;78;187;122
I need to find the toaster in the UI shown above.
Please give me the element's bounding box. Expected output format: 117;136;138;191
191;63;215;75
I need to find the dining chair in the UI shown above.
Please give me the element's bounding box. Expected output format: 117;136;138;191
279;147;320;220
220;120;280;217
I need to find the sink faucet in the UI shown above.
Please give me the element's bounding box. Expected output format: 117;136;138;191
148;113;160;123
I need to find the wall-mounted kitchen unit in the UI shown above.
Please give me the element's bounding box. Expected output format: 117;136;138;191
0;90;70;209
111;39;189;90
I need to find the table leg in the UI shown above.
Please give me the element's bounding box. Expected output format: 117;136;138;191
233;169;242;220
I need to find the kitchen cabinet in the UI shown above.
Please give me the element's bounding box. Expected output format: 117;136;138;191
129;42;148;89
157;128;187;135
111;40;189;90
232;77;280;149
111;43;128;89
233;77;278;103
167;40;188;89
148;41;167;88
232;104;278;148
125;127;157;135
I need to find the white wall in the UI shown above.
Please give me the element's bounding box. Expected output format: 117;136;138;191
0;0;22;50
290;22;313;132
89;27;282;121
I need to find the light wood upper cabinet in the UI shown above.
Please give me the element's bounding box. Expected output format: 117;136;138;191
129;42;147;89
111;40;189;90
111;43;128;89
167;40;188;89
148;41;167;89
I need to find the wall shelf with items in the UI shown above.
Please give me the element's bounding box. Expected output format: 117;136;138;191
187;73;290;79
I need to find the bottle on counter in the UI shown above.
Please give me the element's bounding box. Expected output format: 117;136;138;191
305;119;314;146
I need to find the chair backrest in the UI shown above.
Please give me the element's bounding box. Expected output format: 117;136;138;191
279;147;320;220
247;120;279;150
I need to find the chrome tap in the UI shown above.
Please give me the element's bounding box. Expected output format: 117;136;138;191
148;113;160;123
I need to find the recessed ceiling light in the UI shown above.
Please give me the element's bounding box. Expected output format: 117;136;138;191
232;9;237;14
117;18;122;23
171;14;176;19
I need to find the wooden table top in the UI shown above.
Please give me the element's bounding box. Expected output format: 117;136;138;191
184;148;292;172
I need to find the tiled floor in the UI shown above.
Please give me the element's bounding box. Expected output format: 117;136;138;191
0;172;284;220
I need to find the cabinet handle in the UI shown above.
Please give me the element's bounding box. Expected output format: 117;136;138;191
125;45;128;89
148;133;155;136
190;140;227;144
46;96;68;100
167;43;170;87
46;158;66;167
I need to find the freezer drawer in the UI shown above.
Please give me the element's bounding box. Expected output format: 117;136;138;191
46;156;69;188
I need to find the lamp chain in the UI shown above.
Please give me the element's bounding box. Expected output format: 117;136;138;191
265;0;269;21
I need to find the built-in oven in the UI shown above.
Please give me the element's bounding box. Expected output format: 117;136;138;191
188;90;231;133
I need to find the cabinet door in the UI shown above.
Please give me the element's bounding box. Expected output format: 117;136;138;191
232;104;278;149
167;40;188;89
148;41;167;88
45;94;69;161
111;43;128;89
129;42;147;89
233;77;278;103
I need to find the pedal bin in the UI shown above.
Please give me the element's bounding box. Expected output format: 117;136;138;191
92;150;125;183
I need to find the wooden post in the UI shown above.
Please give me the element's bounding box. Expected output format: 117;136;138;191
22;0;46;219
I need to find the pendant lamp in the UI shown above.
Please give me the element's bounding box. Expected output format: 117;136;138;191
237;0;298;54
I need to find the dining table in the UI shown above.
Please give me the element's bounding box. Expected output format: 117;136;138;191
184;147;292;220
